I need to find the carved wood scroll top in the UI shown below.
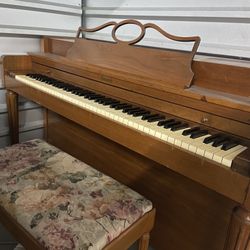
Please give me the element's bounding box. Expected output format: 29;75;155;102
76;19;200;60
71;19;201;89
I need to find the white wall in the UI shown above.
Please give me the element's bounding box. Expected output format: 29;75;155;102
0;1;81;248
0;0;81;150
84;0;250;59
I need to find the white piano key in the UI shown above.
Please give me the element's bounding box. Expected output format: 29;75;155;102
213;145;244;164
221;146;247;167
181;134;207;151
188;135;210;153
167;128;185;145
204;145;223;159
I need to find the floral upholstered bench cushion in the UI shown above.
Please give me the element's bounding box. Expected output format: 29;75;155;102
0;139;153;250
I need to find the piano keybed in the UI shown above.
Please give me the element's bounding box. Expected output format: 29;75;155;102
15;74;247;168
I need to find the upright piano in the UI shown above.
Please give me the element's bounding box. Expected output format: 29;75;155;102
2;20;250;250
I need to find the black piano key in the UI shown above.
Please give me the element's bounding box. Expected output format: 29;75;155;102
44;80;55;85
82;92;95;97
111;103;127;108
70;87;82;92
53;82;65;87
84;92;98;98
102;98;117;104
212;137;230;147
147;115;165;123
182;127;200;136
88;94;104;100
222;141;239;151
157;119;175;127
60;84;71;89
123;107;139;113
50;82;62;87
41;77;49;82
115;104;132;110
41;78;50;83
39;75;48;79
54;83;65;88
164;121;181;129
133;110;150;117
50;80;61;84
171;123;189;131
74;90;92;96
127;108;143;115
65;86;81;92
98;98;113;104
203;134;221;144
40;78;50;83
68;83;82;91
103;100;120;106
109;102;125;108
101;98;116;104
141;114;159;120
190;129;208;139
54;84;64;88
95;96;108;102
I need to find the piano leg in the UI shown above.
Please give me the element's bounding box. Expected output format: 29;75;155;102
6;90;19;144
224;206;250;250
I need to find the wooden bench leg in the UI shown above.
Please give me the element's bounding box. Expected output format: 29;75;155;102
138;233;150;250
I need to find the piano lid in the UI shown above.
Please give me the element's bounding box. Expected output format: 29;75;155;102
66;19;200;91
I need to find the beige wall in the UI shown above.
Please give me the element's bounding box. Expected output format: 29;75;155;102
0;0;81;149
0;1;81;247
84;0;250;59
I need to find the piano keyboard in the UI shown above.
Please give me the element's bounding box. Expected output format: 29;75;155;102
15;74;247;168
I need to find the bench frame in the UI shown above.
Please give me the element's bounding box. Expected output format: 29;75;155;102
0;205;155;250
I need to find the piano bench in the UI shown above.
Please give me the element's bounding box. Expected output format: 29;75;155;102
0;139;155;250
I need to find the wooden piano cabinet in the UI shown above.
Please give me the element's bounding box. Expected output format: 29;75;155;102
46;110;238;250
2;20;250;250
6;90;19;144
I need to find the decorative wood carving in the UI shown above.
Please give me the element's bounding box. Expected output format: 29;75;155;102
69;19;201;89
76;19;200;59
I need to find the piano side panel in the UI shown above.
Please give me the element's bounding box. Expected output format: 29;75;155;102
46;110;237;250
41;38;73;56
2;56;32;84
